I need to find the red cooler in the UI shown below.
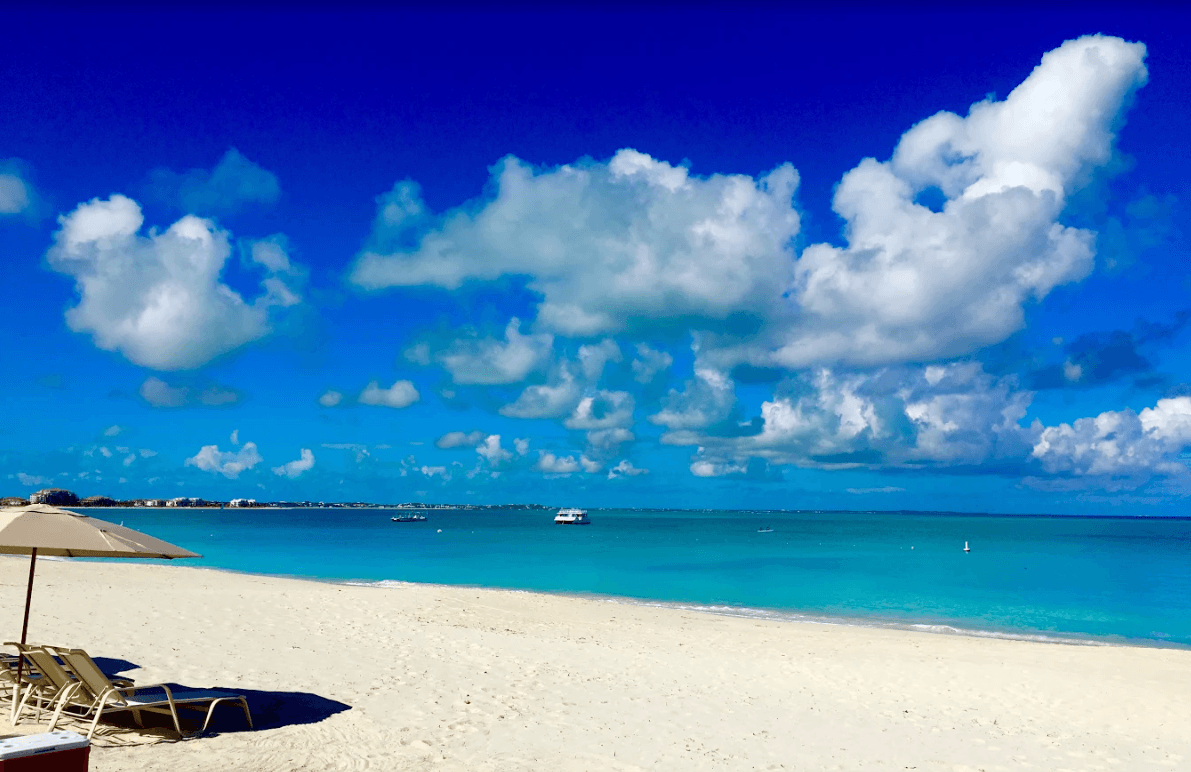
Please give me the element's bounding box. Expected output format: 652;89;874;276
0;732;89;771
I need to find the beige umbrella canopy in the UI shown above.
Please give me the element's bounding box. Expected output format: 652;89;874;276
0;504;200;559
0;504;199;685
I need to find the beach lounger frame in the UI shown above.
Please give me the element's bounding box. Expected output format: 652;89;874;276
48;649;253;739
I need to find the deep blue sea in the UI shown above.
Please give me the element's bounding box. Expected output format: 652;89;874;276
94;507;1191;647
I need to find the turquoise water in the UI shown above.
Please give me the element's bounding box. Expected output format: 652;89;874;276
94;507;1191;646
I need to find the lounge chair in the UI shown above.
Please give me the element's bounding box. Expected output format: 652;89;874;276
14;648;77;725
50;649;252;739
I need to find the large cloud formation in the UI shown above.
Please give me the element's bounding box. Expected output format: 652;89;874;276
352;150;801;336
773;34;1148;368
353;35;1146;375
47;195;302;370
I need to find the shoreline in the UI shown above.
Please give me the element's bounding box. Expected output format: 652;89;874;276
3;556;1188;770
22;554;1186;652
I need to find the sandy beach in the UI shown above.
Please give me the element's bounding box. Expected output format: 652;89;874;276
1;556;1188;771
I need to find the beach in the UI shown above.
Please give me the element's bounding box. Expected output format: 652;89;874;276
2;556;1189;771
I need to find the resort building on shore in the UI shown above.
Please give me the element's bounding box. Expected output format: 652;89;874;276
29;488;79;506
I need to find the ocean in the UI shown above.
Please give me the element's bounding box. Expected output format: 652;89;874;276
93;507;1191;647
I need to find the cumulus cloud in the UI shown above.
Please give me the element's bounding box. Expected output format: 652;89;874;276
607;459;649;479
185;442;262;479
500;369;582;420
666;363;1035;472
631;344;673;383
273;448;315;479
359;379;420;408
351;150;801;336
564;391;634;430
514;438;530;455
436;430;486;449
538;452;600;476
1031;397;1191;484
47;195;302;370
578;339;622;381
318;390;343;407
436;319;553;385
147;148;280;215
0;164;31;215
767;35;1148;369
650;368;735;430
351;36;1146;376
476;435;513;467
138;376;241;408
103;425;122;437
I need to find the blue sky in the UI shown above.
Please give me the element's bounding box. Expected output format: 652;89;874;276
2;8;1190;513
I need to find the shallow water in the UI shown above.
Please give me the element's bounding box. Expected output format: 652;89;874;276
93;507;1191;646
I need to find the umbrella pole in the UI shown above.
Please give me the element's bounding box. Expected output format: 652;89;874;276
11;549;35;724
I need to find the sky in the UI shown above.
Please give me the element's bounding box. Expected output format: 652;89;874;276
2;8;1190;514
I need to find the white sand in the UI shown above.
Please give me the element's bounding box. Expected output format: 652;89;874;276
1;556;1188;771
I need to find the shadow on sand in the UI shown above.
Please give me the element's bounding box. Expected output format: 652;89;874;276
85;658;352;735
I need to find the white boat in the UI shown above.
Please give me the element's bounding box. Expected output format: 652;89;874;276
554;508;590;525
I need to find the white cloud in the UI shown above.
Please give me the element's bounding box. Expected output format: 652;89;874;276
273;448;315;479
650;368;735;430
148;148;280;215
351;150;801;336
846;486;905;494
139;377;188;408
318;390;343;407
436;430;486;449
769;34;1148;369
500;369;582;419
47;195;302;370
578;339;622;381
631;344;673;383
16;473;49;487
322;443;370;463
585;427;635;459
690;458;747;477
436;318;553;385
138;376;240;408
476;435;513;467
535;452;580;475
666;363;1035;472
420;465;448;478
564;390;634;430
514;438;530;455
103;425;122;437
351;36;1146;375
1031;396;1191;483
607;459;649;479
359;379;420;409
185;442;263;479
230;429;239;445
0;172;30;215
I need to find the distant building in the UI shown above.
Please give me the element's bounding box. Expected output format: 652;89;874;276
0;497;28;507
228;498;256;507
79;496;117;507
29;488;79;506
166;497;199;507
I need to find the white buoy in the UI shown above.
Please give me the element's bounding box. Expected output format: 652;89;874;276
437;529;442;533
964;541;971;553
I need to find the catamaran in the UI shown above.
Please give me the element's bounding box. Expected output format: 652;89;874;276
554;508;590;525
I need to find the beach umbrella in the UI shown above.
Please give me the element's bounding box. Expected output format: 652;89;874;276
0;504;199;707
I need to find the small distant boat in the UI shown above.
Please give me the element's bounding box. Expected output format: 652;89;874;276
554;508;590;525
757;526;774;533
964;541;971;553
391;514;427;522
